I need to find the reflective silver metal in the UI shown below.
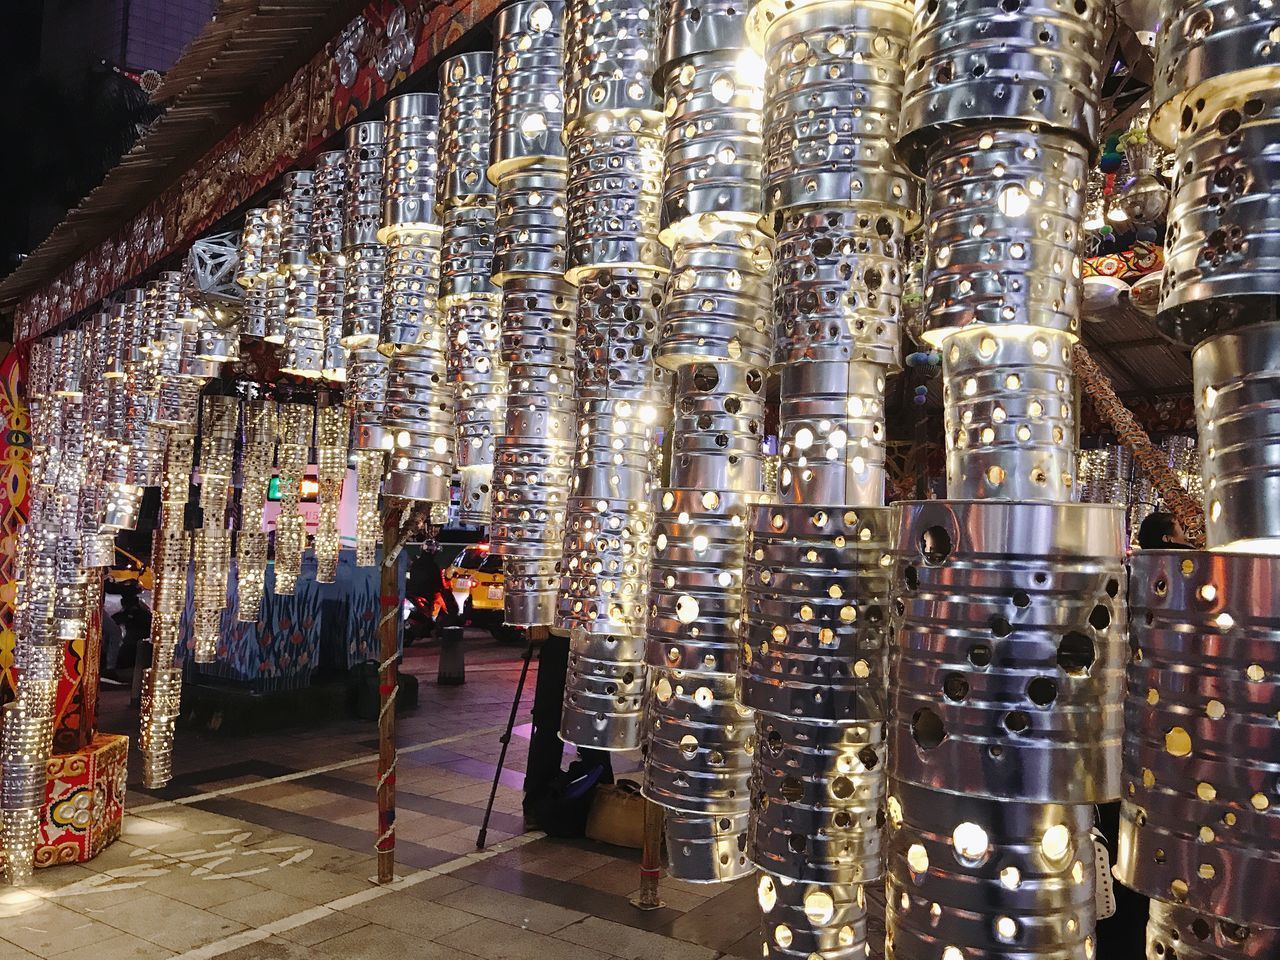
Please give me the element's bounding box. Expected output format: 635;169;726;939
500;276;577;366
263;272;290;344
341;242;387;347
281;316;326;378
777;360;886;507
1118;550;1280;926
279;170;315;268
236;208;268;287
897;0;1108;171
259;200;285;279
664;811;754;882
344;121;386;247
502;557;562;626
657;52;765;234
310;150;348;260
489;0;568;181
1150;0;1280;148
660;0;750;68
1193;324;1280;550
492;169;569;283
1146;900;1280;960
439;53;495;206
319;258;346;382
668;362;767;492
942;325;1077;502
773;207;907;369
920;128;1089;344
383;349;456;503
657;222;774;370
380;232;444;355
756;875;870;960
885;779;1098;960
565;115;669;282
890;499;1127;804
441;205;500;303
563;0;663;131
572;267;669;405
560;617;649;748
380;93;440;240
1158;87;1280;345
240;284;269;340
557;496;655;637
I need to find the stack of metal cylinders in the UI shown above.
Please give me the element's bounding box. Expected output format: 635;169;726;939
733;0;917;940
1113;6;1280;953
314;403;349;583
273;402;315;596
439;52;505;525
261;200;290;344
237;398;278;622
76;312;117;568
379;92;455;505
278;170;325;378
191;394;240;663
639;0;772;884
236;207;270;341
884;3;1124;959
488;0;578;627
311;149;349;383
554;0;671;754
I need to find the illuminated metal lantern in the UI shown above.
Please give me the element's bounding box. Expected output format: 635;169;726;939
354;448;385;567
236;208;268;287
492;169;569;284
382;347;455;504
237;398;277;622
314;404;349;583
274;402;315;595
342;122;388;347
380;232;444;355
380;93;441;240
489;0;567;182
665;811;753;883
349;347;391;451
438;52;495;208
756;875;870;960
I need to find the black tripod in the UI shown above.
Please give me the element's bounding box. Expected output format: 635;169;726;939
476;630;541;849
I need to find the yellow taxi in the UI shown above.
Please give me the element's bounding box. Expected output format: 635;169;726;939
108;545;154;590
443;543;504;613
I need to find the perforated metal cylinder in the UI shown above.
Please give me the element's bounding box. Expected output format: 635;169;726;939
1157;87;1280;345
773;207;907;370
777;360;886;507
489;0;568;181
439;52;495;206
319;258;346;382
259;200;284;279
501;277;577;366
1193;324;1280;551
890;499;1127;804
310;150;347;260
756;875;870;960
557;497;655;634
1146;900;1280;960
380;232;444;355
342;243;387;347
563;0;663;132
896;0;1108;172
441;205;500;304
236;208;267;286
344;121;386;247
1117;550;1280;926
660;0;749;64
657;52;765;234
492;169;569;283
942;326;1078;502
263;272;289;343
380;93;440;239
565;116;668;282
668;362;767;491
279;170;315;268
755;0;916;219
561;619;649;748
383;349;456;503
349;347;391;450
241;284;268;340
572;267;669;406
885;779;1099;960
665;811;754;882
503;557;562;626
281;317;325;378
920;128;1089;344
658;223;774;370
1150;0;1280;148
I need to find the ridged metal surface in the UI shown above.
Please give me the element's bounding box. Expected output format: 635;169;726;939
756;874;870;960
668;361;767;492
572;268;668;405
665;811;755;882
383;349;456;503
897;0;1108;171
660;0;750;64
380;232;444;355
492;169;569;284
341;243;387;347
441;205;500;304
890;499;1127;804
348;347;391;451
1146;900;1280;960
942;326;1078;502
886;779;1098;960
489;0;568;180
235;208;267;286
309;150;347;260
279;170;314;268
1157;87;1280;345
499;275;577;366
380;93;441;239
343;121;386;248
439;52;496;206
502;557;563;626
1117;550;1280;927
920;128;1089;344
564;0;664;130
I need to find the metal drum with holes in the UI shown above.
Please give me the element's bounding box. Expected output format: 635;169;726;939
563;0;664;132
1193;324;1280;550
279;170;314;268
342;243;387;346
489;0;567;180
942;326;1078;502
281;318;325;378
503;557;564;625
740;503;892;721
492;170;569;283
889;499;1127;804
756;0;916;218
310;150;347;260
258;200;284;280
1117;551;1280;926
565;118;669;281
380;233;444;355
573;268;668;404
1157;88;1280;344
380;93;440;239
439;53;495;207
1150;0;1280;148
920;128;1090;344
657;225;774;370
885;779;1098;960
491;448;575;559
751;715;885;884
772;207;908;369
319;260;346;381
441;205;499;304
777;360;887;508
343;121;385;247
447;300;503;383
666;811;754;882
668;361;767;491
569;401;660;500
349;348;391;450
661;0;750;65
756;874;870;960
557;496;655;634
896;0;1108;172
500;276;577;365
561;628;649;749
1146;899;1280;960
657;51;766;234
383;350;456;502
240;284;268;340
236;209;267;286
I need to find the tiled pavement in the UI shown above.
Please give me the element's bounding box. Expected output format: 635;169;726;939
1;633;762;960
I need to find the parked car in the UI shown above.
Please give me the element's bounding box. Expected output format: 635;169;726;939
443;544;524;643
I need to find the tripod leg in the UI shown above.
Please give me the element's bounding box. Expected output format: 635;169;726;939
477;637;536;849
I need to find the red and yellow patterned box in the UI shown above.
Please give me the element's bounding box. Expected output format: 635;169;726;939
35;733;128;868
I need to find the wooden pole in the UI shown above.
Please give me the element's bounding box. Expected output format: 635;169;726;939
631;798;665;910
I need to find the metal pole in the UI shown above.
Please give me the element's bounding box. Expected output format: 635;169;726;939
631;799;665;910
